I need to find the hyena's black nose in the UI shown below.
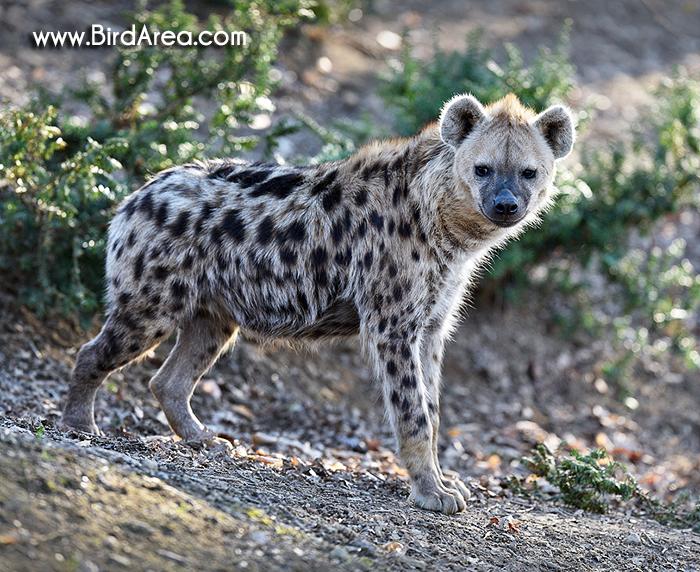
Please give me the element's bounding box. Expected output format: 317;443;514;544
493;189;519;216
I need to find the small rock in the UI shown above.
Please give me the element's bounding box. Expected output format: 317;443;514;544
624;532;642;545
249;531;270;544
330;546;350;560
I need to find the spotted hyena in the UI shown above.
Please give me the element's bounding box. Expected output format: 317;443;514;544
62;93;574;513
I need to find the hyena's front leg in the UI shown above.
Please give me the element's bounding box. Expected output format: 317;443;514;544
421;328;471;502
365;325;466;514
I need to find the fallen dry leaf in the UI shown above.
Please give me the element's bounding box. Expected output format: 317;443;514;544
506;518;522;534
0;533;19;545
383;541;404;553
250;454;283;468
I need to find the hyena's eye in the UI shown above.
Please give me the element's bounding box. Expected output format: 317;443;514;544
474;165;491;177
522;168;537;179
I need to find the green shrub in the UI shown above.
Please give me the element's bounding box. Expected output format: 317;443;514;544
518;443;700;530
0;106;127;317
382;25;575;135
521;444;637;513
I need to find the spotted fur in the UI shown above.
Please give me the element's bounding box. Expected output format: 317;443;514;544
63;94;575;514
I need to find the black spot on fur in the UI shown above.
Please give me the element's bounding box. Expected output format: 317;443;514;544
250;172;305;199
121;197;138;219
398;220;412;238
133;251;146;282
170;211;190;237
401;375;416;389
378;318;387;334
227;168;271;187
220;209;246;242
171;280;188;299
357;220;367;239
297;292;310;313
393;283;403;302
411;249;420;261
210;225;222;246
257;216;275;246
209;163;270;186
369;210;384;232
354;187;368;206
194;202;213;235
316;269;329;288
139;192;154;218
118;292;131;306
363;251;373;269
153;265;168;281
335;247;352;267
322;183;343;212
411;204;422;225
310;169;338;196
392;184;402;206
311;247;328;269
279;220;306;243
155;202;169;227
127;230;136;248
388;262;398;278
279;247;297;266
391;390;401;407
331;220;344;244
360;162;380;181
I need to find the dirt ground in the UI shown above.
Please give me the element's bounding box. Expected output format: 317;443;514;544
1;0;700;570
3;419;700;572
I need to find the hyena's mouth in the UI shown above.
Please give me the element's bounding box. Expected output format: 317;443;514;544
478;207;527;228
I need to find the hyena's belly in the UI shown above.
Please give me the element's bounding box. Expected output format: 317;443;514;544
220;278;360;340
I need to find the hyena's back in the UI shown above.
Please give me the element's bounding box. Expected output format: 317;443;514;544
106;161;360;342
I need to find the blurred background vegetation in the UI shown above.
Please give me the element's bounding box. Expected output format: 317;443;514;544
0;0;698;524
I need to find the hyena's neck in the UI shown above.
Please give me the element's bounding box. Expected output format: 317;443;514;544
338;126;505;259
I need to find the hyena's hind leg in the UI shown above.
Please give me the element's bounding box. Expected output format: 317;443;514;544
63;313;175;433
148;310;238;443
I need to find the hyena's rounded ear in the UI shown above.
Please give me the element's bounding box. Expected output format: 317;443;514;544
439;94;486;148
533;105;576;159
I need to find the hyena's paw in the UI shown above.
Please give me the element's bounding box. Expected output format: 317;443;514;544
409;474;467;515
184;429;234;457
59;417;103;436
441;470;471;502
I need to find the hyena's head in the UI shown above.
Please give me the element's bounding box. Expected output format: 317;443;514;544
439;93;575;229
